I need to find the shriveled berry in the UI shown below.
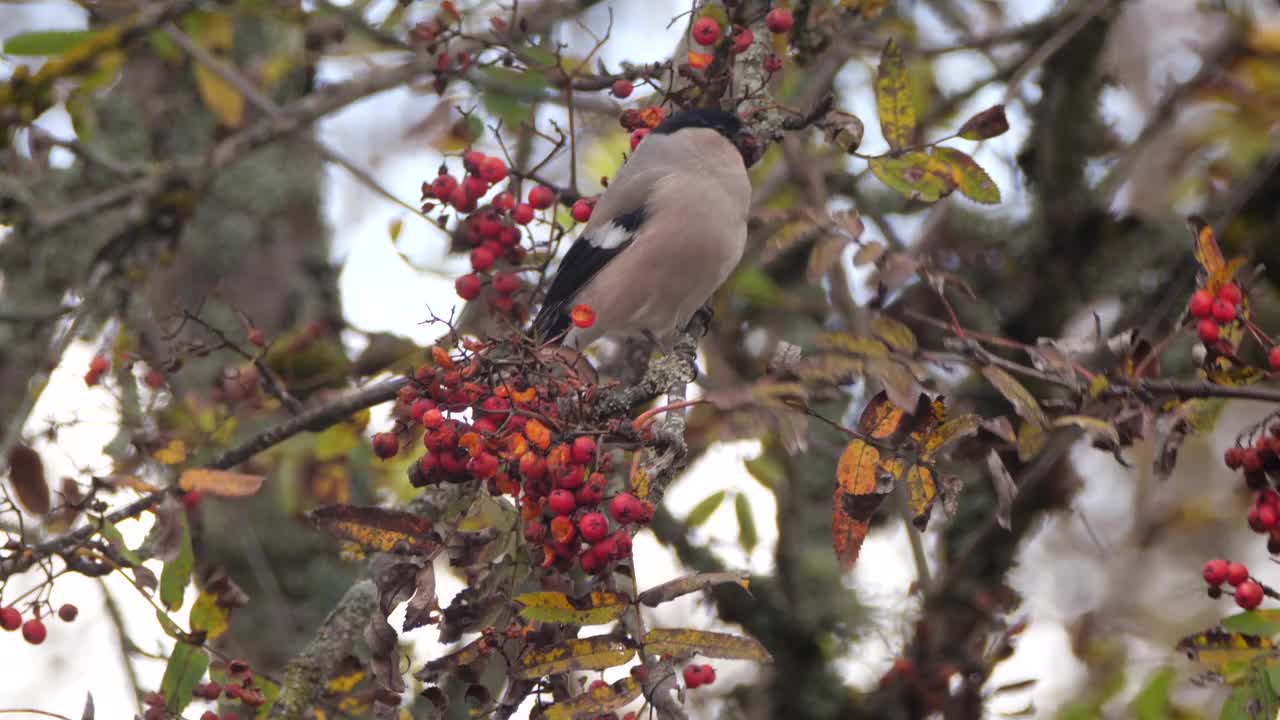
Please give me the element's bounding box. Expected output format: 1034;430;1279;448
691;17;721;46
550;515;576;543
57;603;78;622
1197;319;1220;344
1219;283;1243;305
468;452;499;480
1204;558;1229;585
1188;289;1214;318
731;25;753;54
1227;562;1250;586
766;7;794;33
611;79;633;98
528;185;555;210
1237;579;1264;609
629;128;650;151
762;53;783;73
372;432;399;459
22;618;46;644
0;607;20;631
571;436;597;464
579;512;609;543
571;199;593;223
203;682;223;700
548;489;577;516
1211;299;1236;323
455;273;483;301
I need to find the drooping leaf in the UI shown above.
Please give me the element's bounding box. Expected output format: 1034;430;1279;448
832;392;905;570
981;366;1048;428
933;146;1000;204
643;628;773;661
904;464;937;530
513;592;630;626
807;232;852;283
160;642;209;715
867;358;922;412
921;414;981;460
1016;420;1046;462
416;636;491;682
1188;215;1225;277
3;30;98;56
637;572;750;607
186;14;244;128
686;490;727;528
868;151;955;202
956;104;1009;140
6;444;50;515
986;450;1017;530
308;504;439;554
544;677;642;720
870;314;917;355
160;518;194;611
178;468;264;497
402;562;438;632
762;219;821;263
735;493;758;551
514;637;635;679
875;38;915;150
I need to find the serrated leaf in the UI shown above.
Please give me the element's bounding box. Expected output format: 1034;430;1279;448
189;591;230;640
637;572;750;607
956;104;1009;140
686;490;726;528
875;38;915;150
6;444;49;515
514;637;635;679
160;642;208;714
735;493;758;551
870;314;917;354
981;366;1047;428
160;519;193;611
3;30;98;56
309;504;439;554
545;677;641;720
933;146;1000;203
922;414;980;460
868;151;955;202
178;468;264;497
513;591;629;625
643;628;773;661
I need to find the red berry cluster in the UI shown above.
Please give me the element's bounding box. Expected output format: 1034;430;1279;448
1203;558;1266;609
1;602;77;645
682;662;717;689
141;658;263;720
619;107;669;151
1189;282;1243;346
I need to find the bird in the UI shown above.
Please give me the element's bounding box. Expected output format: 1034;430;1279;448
530;108;759;350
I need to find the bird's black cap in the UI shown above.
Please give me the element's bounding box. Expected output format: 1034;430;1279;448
652;108;744;141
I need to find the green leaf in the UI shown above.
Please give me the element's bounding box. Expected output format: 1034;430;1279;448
1130;666;1173;720
160;520;193;611
98;518;140;565
686;490;726;528
868;151;956;202
735;494;757;551
189;591;230;640
875;38;915;150
933;147;1000;204
160;642;208;714
744;454;784;489
479;67;550;127
3;30;98;56
1223;610;1280;637
254;676;280;719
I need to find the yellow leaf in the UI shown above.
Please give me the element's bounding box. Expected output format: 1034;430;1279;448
921;413;981;460
514;637;635;679
904;464;936;529
1016;420;1046;462
544;677;641;720
514;592;630;625
637;572;750;607
188;591;229;639
868;151;956;202
933;147;1000;204
643;627;773;661
832;392;904;570
815;333;890;359
870;314;917;354
1177;626;1273;678
179;468;264;497
308;504;439;554
187;14;243;128
1187;216;1225;277
875;38;915;150
154;439;188;465
981;366;1048;428
1052;415;1119;445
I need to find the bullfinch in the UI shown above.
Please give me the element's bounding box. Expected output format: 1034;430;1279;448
531;108;758;349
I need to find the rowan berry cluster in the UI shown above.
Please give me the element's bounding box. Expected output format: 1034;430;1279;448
1202;558;1266;610
0;602;77;645
1189;282;1245;346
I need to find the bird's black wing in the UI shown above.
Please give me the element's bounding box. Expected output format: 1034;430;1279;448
531;206;646;341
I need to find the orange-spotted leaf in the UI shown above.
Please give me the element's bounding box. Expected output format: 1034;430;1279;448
687;51;713;69
868;151;956;202
643;627;772;661
545;677;642;720
514;637;635;679
308;504;439;554
904;464;937;529
856;390;908;438
875;38;915;150
933;146;1000;204
514;591;629;625
921;413;981;460
178;468;264;498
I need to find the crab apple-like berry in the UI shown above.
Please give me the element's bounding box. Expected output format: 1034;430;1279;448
571;198;594;223
1197;319;1220;344
731;25;753;54
57;603;78;623
468;452;499;479
201;713;220;720
762;53;783;73
683;664;702;689
1211;299;1236;323
410;398;435;423
528;185;555;210
630;127;650;150
463;174;489;200
692;17;722;45
611;79;633;98
579;512;609;543
470;246;496;272
1244;448;1265;473
372;432;399;459
1204;558;1229;585
1225;446;1245;469
609;493;643;523
421;408;445;430
1270;346;1280;371
698;664;716;685
1261;505;1278;530
493;191;516;212
455;273;483;300
22;618;46;644
1237;580;1264;609
89;353;110;374
1188;289;1213;318
550;515;576;543
449;184;475;212
1219;283;1243;305
181;489;203;512
766;7;794;33
0;607;20;631
492;271;519;295
571;436;597;464
462;150;485;173
430;174;458;200
1227;562;1250;586
580;548;605;573
571;303;596;329
512;203;535;225
548;489;577;516
479;156;508;184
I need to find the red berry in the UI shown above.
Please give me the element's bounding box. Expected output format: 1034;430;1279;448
1211;299;1236;323
1204;558;1229;585
528;185;555;210
422;408;445;430
1227;562;1250;586
580;548;604;573
571;199;594;223
372;432;399;459
1244;448;1264;473
609;493;642;524
430;174;458;200
89;353;110;374
611;79;633;98
410;398;435;422
579;512;609;543
182;490;203;511
479;156;508;184
143;368;166;390
1219;283;1243;305
1270;346;1280;371
455;273;483;300
691;17;722;46
470;246;496;272
0;607;20;631
201;713;219;720
1237;580;1264;609
204;682;223;700
57;603;78;622
571;436;597;465
512;203;535;224
570;303;596;329
762;53;783;73
1188;289;1213;318
1259;505;1277;530
520;452;547;482
22;618;46;644
468;452;499;480
556;465;586;490
448;184;474;212
462;150;485;173
1225;446;1245;469
683;664;702;689
248;328;266;347
698;664;716;685
766;8;794;33
548;489;577;516
629;128;650;151
493;191;516;212
1197;319;1220;344
731;25;754;54
492;271;520;295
